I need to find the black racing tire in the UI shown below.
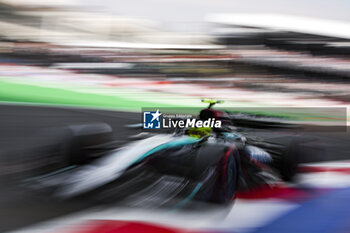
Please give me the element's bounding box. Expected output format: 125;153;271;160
279;138;300;182
212;148;238;204
1;123;113;180
63;123;113;164
38;123;112;165
33;123;113;166
193;145;238;204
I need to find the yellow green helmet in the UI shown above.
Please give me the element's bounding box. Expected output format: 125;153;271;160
187;127;212;138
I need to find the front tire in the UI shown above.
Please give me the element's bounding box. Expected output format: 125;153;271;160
212;148;238;204
279;138;300;182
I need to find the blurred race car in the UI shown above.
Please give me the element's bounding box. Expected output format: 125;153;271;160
19;101;302;207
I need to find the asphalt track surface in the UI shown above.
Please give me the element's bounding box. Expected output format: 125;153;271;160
0;103;350;232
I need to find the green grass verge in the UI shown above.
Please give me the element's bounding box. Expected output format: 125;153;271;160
0;80;345;124
0;80;176;111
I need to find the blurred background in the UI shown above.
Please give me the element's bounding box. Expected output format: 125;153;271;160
1;0;350;111
1;0;350;233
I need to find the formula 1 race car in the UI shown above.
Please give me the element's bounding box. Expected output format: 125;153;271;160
19;101;303;208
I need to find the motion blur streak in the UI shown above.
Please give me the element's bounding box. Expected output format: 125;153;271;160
1;0;350;233
68;220;194;233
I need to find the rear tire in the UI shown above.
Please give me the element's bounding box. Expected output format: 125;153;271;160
33;123;113;167
64;123;113;164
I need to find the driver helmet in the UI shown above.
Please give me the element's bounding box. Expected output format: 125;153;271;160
187;127;212;138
